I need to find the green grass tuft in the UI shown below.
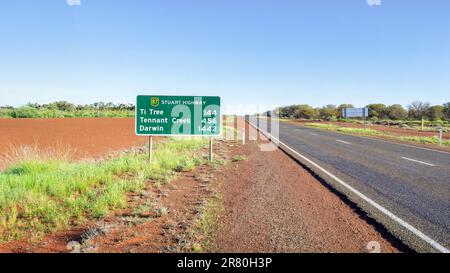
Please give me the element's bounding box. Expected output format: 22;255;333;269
398;136;450;146
232;155;247;162
0;138;208;241
305;123;381;135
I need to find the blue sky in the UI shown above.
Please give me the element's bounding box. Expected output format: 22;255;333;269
0;0;449;112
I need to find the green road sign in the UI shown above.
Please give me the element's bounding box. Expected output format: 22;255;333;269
135;95;221;136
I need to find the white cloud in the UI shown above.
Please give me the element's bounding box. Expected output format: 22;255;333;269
367;0;382;6
66;0;81;6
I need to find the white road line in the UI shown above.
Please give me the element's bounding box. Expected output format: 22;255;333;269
248;121;449;253
401;157;436;167
292;128;317;136
336;139;351;145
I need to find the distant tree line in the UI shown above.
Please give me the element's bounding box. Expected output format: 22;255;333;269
0;101;135;118
273;101;450;122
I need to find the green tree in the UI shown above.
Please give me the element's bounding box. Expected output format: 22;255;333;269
279;105;297;118
427;105;445;121
293;104;316;119
48;101;76;112
319;105;338;121
367;104;387;119
385;104;407;120
444;102;450;120
407;101;430;119
26;102;41;109
408;101;431;130
11;106;40;118
92;102;106;110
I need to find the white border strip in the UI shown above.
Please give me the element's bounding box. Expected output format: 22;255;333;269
134;95;222;137
249;121;449;253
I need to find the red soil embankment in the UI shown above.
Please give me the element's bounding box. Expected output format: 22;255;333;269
0;118;148;168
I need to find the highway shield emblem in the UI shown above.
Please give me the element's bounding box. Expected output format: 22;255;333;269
150;97;160;107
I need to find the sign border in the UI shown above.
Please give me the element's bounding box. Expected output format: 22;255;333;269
135;94;223;137
342;107;369;119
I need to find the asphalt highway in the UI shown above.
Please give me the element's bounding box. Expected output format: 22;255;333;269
255;119;450;251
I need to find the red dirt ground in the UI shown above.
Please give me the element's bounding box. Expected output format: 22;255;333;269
0;118;148;169
0;134;403;253
0;143;223;253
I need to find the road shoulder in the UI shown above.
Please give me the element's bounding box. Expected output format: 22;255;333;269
212;126;405;253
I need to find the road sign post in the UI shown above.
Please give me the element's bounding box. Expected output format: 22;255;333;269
209;137;213;161
149;136;153;162
136;95;221;162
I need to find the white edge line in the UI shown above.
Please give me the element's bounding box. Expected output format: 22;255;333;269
401;157;436;167
249;121;449;253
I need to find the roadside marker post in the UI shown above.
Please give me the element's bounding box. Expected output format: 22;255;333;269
439;127;443;146
242;127;246;145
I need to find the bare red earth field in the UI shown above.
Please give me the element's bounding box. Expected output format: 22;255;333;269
0;118;147;168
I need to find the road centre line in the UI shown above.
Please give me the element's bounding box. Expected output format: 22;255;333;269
401;157;436;167
336;139;351;145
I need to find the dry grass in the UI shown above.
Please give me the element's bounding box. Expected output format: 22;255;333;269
0;143;76;170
